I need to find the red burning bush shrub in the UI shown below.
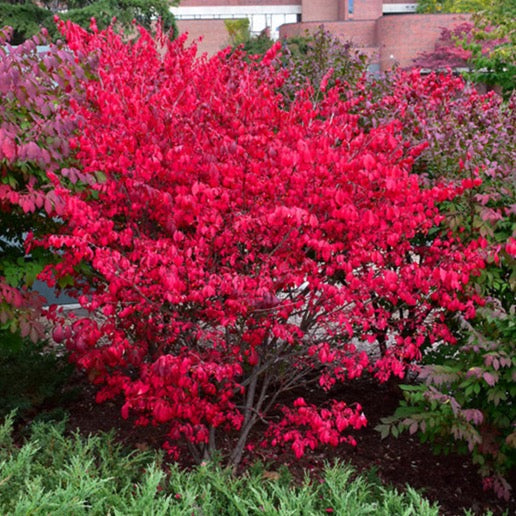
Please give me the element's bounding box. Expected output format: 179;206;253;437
36;22;485;465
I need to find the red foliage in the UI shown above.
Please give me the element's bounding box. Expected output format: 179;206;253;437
356;68;515;262
413;22;510;71
0;27;93;341
37;22;485;464
267;398;367;458
413;22;475;70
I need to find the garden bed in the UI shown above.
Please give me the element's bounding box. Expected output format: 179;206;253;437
24;369;512;516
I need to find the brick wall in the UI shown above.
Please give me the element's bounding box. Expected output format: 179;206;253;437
376;13;470;69
174;3;471;71
301;0;339;22
176;19;231;55
178;0;410;8
353;0;383;19
281;20;377;47
180;0;301;5
280;12;470;71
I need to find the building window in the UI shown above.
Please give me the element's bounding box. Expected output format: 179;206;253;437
349;0;354;14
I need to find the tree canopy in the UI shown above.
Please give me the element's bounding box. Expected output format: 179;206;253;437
416;0;515;14
0;0;176;44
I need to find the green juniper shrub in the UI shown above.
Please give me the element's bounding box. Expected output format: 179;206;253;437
0;415;440;515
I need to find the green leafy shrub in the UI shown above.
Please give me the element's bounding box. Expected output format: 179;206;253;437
277;27;369;102
242;29;275;56
225;18;251;47
415;0;515;96
362;69;515;500
377;304;515;500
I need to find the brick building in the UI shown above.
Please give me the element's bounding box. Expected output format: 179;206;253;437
171;0;469;70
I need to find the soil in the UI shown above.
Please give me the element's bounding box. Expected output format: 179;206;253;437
26;371;515;516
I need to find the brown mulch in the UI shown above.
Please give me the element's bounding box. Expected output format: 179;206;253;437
37;372;515;516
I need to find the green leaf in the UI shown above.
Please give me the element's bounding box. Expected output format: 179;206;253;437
375;424;391;440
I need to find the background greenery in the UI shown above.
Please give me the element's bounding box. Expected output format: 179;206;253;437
0;0;176;44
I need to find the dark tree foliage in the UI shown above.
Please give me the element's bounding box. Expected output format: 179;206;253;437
0;0;177;44
0;2;52;45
